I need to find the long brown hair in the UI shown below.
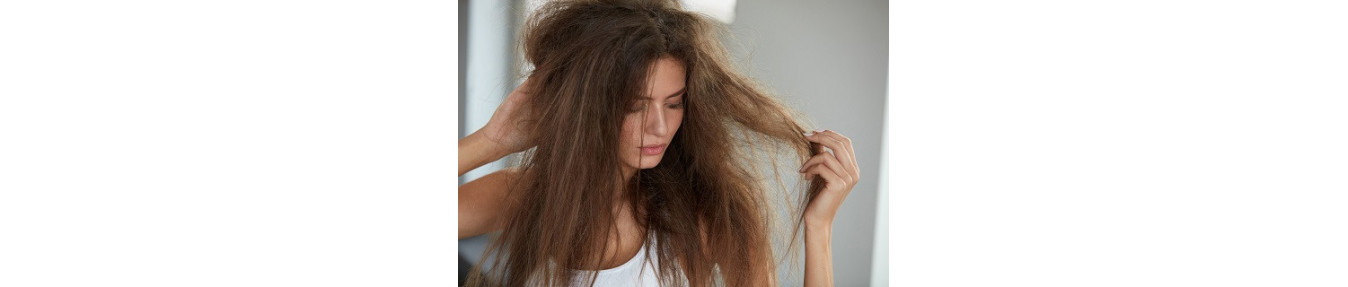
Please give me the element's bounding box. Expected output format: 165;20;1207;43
467;0;822;285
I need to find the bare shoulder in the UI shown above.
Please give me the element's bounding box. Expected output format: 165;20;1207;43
458;167;523;239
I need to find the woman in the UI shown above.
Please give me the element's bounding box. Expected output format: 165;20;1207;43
458;0;860;285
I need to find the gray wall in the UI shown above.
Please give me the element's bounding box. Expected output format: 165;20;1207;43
727;0;887;285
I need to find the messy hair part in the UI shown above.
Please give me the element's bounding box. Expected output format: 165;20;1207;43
465;0;824;286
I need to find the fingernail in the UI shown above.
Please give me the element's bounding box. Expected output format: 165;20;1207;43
814;129;824;133
803;132;813;136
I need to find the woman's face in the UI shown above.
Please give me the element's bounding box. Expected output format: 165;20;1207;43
620;57;687;172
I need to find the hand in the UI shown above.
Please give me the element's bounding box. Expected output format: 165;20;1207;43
799;129;861;226
477;76;539;155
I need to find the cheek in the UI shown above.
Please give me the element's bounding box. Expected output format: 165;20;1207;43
669;111;685;132
620;115;642;146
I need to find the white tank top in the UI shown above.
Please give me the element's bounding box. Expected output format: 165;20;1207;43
568;238;681;286
525;238;686;286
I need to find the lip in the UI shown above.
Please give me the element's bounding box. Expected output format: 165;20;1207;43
638;144;667;156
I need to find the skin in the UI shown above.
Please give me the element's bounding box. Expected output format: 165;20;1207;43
458;56;859;286
617;57;686;182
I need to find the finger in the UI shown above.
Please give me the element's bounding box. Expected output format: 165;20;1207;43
805;130;847;160
510;76;540;100
804;130;841;155
823;130;856;164
801;163;844;187
798;151;843;178
806;130;857;179
798;152;833;172
801;164;846;203
520;74;539;90
815;130;859;181
813;153;850;186
814;130;854;166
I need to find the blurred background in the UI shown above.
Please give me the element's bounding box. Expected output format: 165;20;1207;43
458;0;887;285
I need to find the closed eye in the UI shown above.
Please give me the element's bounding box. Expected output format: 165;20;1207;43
666;94;686;109
631;90;687;113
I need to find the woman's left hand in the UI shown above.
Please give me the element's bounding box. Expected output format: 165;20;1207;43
799;129;861;226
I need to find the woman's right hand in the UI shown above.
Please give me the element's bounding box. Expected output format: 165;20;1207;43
477;76;538;155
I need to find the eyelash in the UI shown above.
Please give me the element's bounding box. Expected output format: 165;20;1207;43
629;101;685;112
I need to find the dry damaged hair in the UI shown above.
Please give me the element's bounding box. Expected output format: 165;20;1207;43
466;0;824;286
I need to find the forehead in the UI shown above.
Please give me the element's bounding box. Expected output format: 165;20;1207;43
645;57;687;99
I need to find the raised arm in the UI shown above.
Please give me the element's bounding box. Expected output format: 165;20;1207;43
458;132;512;176
458;77;538;238
458;167;518;238
798;129;861;287
458;76;536;176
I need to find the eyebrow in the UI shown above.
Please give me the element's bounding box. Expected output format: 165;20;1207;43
644;87;687;100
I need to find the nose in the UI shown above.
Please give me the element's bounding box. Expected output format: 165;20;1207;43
644;102;668;137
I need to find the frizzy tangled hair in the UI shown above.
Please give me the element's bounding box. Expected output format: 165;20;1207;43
465;0;824;286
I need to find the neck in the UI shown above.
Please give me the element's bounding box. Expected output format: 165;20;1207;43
618;165;637;201
620;165;637;184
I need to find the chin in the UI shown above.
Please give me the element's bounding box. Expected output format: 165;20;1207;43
627;156;664;170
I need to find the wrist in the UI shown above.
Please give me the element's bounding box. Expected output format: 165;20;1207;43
804;211;834;229
468;131;509;157
459;131;510;176
804;217;832;234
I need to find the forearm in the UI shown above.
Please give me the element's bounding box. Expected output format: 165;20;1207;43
803;220;833;287
458;132;510;177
